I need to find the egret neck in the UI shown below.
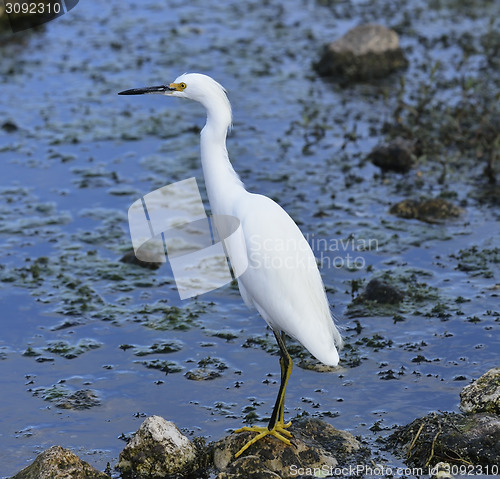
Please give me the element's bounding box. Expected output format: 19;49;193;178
198;90;244;218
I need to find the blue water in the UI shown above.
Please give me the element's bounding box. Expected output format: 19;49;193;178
0;0;499;476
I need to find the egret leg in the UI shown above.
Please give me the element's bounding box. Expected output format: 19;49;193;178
234;331;293;458
270;332;292;428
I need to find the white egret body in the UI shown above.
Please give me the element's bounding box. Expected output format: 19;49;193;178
119;73;342;457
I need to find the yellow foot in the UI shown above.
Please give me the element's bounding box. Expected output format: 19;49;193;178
234;421;293;458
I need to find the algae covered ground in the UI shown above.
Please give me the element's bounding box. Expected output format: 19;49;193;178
0;0;498;476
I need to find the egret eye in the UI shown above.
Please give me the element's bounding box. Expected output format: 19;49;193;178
179;82;187;90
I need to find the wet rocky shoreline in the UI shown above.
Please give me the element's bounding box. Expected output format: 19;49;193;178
11;368;499;478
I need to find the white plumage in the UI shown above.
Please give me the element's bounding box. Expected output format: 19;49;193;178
119;73;342;457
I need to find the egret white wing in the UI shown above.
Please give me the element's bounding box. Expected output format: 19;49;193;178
234;193;342;366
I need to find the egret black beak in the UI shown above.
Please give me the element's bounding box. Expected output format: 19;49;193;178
118;85;176;95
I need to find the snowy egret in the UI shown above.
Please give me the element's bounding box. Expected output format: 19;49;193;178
119;73;343;457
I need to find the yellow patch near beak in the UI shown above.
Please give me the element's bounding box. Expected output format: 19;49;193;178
169;82;187;92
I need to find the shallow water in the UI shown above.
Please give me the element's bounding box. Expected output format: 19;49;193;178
0;0;499;477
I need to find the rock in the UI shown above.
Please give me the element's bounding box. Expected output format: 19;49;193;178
389;198;462;223
368;138;415;173
387;412;500;469
120;249;162;270
315;24;408;82
297;358;336;373
11;445;109;479
389;199;420;219
460;367;500;414
361;278;404;304
213;417;366;478
117;416;199;478
215;456;283;479
1;120;19;133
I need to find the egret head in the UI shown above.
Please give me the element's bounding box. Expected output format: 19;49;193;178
119;73;232;128
166;73;228;102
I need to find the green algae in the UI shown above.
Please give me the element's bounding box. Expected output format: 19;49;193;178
44;339;102;359
208;330;239;341
31;385;100;410
23;338;102;360
185;356;228;381
132;340;183;356
32;384;70;402
451;246;500;278
137;359;184;374
0;243;213;329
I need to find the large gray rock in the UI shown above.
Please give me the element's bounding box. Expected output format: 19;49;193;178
213;417;366;478
117;415;199;478
388;412;500;469
11;445;109;479
388;368;500;470
316;24;408;82
460;367;500;414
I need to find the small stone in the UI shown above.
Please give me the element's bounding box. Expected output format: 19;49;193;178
297;358;337;372
117;416;198;478
369;138;415;173
120;249;162;270
2;120;18;132
460;367;500;414
11;445;109;479
361;278;404;304
315;24;408;82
